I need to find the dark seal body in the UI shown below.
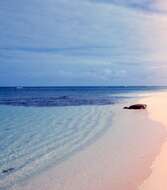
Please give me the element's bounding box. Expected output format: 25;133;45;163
124;104;147;110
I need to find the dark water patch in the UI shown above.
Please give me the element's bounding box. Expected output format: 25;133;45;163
0;96;129;107
0;86;166;107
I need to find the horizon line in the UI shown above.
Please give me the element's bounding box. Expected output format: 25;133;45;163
0;85;167;88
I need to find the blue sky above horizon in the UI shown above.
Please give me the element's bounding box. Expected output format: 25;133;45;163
1;0;167;86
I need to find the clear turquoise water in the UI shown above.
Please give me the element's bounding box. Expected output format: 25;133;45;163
0;104;113;189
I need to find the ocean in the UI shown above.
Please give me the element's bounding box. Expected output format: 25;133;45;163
0;86;166;107
0;86;167;189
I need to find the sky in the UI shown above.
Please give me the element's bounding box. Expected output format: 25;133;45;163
1;0;167;86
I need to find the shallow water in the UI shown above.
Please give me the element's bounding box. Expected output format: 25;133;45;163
0;104;113;189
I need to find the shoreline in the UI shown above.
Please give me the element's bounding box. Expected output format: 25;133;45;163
138;92;167;190
11;92;167;190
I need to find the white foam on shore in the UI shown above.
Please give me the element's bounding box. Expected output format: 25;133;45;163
10;96;166;190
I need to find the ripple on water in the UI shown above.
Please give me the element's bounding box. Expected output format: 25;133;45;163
0;105;112;189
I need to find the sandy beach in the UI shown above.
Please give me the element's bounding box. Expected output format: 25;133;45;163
139;92;167;190
9;91;167;190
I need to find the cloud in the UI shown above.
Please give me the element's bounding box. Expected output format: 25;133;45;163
89;0;167;14
0;0;167;85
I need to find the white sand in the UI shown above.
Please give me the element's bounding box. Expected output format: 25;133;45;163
139;92;167;190
11;94;167;190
